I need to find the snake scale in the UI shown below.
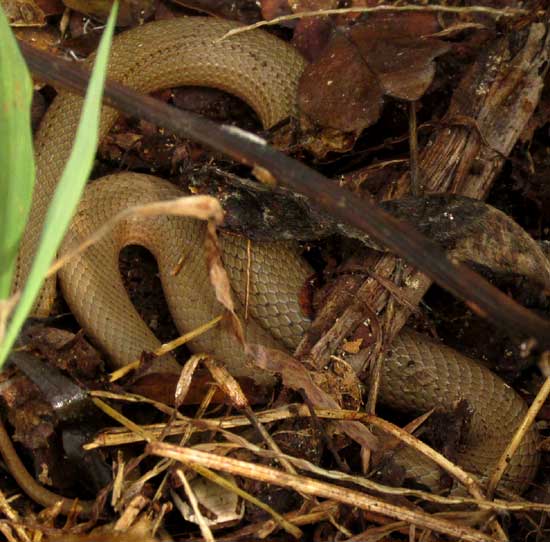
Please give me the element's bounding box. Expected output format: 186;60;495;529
13;17;539;496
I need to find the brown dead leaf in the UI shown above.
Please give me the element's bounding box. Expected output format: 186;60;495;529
204;357;249;409
174;354;203;408
293;16;333;62
350;14;450;101
130;370;271;406
298;12;449;133
12;399;55;450
62;0;156;26
293;1;337;48
262;0;338;25
204;222;244;346
248;344;377;450
298;31;383;133
290;0;339;62
260;0;291;21
24;325;103;377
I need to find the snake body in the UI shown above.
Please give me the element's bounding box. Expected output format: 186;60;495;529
16;18;539;494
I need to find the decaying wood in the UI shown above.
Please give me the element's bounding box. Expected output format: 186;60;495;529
295;23;550;408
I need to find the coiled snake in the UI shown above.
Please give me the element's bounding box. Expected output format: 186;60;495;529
10;17;540;501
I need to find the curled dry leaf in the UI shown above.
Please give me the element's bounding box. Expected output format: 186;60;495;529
350;13;450;101
204;357;249;409
298;12;449;133
174;354;203;409
247;344;377;450
204;223;245;346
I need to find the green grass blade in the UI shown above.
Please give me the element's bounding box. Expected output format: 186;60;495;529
0;1;119;367
0;7;35;298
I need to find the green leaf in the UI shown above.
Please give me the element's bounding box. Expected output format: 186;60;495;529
0;7;35;298
0;1;119;367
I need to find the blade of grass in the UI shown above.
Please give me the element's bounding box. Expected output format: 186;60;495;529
0;7;35;298
0;1;119;367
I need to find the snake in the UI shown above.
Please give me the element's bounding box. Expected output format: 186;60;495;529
5;17;541;512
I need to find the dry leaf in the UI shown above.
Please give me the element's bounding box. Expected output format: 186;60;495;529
293;15;333;62
204;357;249;409
298;12;449;132
298;31;384;133
248;344;377;450
204;223;245;347
62;0;156;26
260;0;291;21
174;354;203;408
350;13;449;101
